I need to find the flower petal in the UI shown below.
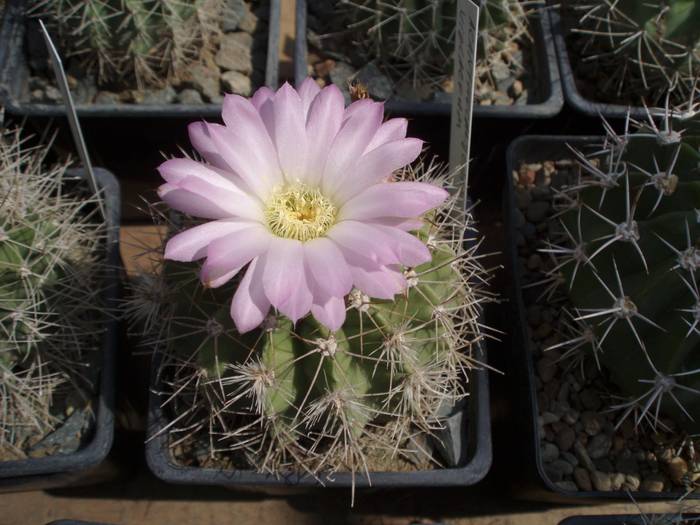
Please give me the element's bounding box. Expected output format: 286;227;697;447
327;221;400;265
311;294;346;332
201;224;271;287
188;122;229;169
268;83;308;181
164;219;252;262
157;158;263;210
371;224;431;267
364;118;408;153
251;86;274;111
340;249;406;299
332;138;423;202
158;183;231;219
371;217;424;231
175;175;264;222
339;181;449;221
321;100;384;196
217;95;285;194
277;262;313;323
303;237;353;297
231;257;271;333
298;77;321;118
304;84;345;185
262;236;305;309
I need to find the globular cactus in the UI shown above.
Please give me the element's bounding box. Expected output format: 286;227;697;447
0;127;108;456
30;0;225;88
338;0;533;97
130;163;490;478
569;0;700;106
544;107;700;433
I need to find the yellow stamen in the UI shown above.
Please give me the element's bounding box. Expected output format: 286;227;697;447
265;184;337;241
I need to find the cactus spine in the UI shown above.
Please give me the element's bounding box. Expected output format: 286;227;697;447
30;0;225;88
338;0;533;96
545;106;700;433
0;128;109;456
129;162;490;477
569;0;700;105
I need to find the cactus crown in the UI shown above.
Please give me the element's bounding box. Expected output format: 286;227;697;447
0;127;109;457
541;100;700;434
129;161;492;482
569;0;700;106
29;0;226;88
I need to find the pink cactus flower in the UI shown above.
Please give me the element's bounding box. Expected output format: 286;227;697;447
158;79;449;333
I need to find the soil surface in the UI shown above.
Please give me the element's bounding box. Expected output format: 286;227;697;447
24;0;270;106
512;158;700;496
305;2;536;106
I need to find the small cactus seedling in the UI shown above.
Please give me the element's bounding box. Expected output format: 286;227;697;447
568;0;700;106
333;0;536;100
542;103;700;434
30;0;226;89
0;127;109;457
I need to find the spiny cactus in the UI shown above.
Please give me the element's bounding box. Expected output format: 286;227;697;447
337;0;535;97
30;0;225;88
542;105;700;434
0;127;108;457
129;161;491;479
569;0;700;106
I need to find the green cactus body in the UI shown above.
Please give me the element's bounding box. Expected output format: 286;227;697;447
132;168;488;475
339;0;530;95
557;123;700;432
0;130;108;453
159;232;465;447
569;0;700;104
31;0;224;88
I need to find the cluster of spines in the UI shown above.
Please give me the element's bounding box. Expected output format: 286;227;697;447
0;127;108;455
569;0;700;106
338;0;535;93
529;96;700;434
129;160;493;482
30;0;226;88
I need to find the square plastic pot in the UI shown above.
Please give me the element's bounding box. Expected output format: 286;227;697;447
503;135;699;502
145;192;492;489
294;0;563;118
0;0;280;117
548;5;662;120
0;168;121;493
146;351;491;489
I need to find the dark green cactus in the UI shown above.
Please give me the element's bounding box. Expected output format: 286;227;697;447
0;128;108;453
550;111;700;433
30;0;225;88
129;166;489;476
569;0;700;105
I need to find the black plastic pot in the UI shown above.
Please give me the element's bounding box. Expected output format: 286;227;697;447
0;168;121;493
504;135;699;503
0;0;280;117
147;352;490;489
294;0;563;118
145;217;492;489
559;516;700;525
548;5;658;120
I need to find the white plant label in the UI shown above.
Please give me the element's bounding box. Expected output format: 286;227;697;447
449;0;480;188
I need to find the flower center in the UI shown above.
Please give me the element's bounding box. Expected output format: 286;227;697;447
265;184;336;241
